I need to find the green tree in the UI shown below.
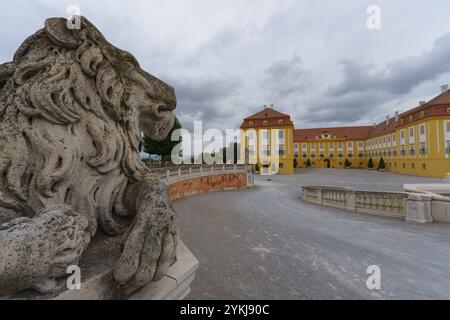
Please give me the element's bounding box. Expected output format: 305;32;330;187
255;163;260;172
368;158;374;169
306;158;312;168
378;157;386;170
142;117;182;167
345;158;351;168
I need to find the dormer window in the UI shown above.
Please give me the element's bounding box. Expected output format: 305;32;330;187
420;111;425;118
263;120;268;126
447;107;450;115
249;121;253;127
278;119;283;125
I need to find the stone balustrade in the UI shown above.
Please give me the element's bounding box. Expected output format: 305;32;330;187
301;186;407;219
301;184;450;223
150;164;250;183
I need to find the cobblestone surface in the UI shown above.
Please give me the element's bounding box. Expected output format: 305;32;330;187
176;169;450;300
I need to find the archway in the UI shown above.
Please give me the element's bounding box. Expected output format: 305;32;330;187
324;159;331;168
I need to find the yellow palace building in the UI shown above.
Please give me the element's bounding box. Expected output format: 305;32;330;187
241;85;450;178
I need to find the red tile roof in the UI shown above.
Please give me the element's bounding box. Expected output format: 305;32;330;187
240;107;294;129
294;126;373;142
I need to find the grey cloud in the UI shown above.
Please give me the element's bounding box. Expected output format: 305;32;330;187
262;54;311;98
302;31;450;125
163;74;242;129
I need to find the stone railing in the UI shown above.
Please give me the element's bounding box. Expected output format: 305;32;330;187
301;186;408;219
150;164;250;183
148;164;254;201
404;184;450;223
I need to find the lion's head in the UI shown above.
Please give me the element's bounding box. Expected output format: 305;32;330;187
0;17;176;234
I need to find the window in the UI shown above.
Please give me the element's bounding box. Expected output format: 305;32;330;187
278;144;286;156
446;143;450;155
263;120;268;126
319;143;324;149
446;121;450;133
420;143;427;155
401;130;405;139
422;163;426;170
409;127;414;138
278;119;283;125
278;130;284;139
419;124;425;136
338;153;343;159
409;146;415;156
302;153;307;158
403;163;406;169
401;147;406;156
261;145;270;156
411;163;415;170
248;121;253;127
279;163;284;169
330;152;334;158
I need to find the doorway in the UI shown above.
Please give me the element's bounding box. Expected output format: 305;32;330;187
324;159;331;168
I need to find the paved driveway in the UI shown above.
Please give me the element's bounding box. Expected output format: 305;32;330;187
175;169;450;300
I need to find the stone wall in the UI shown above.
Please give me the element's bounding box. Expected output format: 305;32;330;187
170;172;248;201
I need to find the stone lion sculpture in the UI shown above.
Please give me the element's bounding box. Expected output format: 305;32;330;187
0;16;179;296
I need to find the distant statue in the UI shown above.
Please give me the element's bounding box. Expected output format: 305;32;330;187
0;16;179;295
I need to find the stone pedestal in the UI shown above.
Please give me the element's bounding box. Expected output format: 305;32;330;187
4;235;198;300
405;193;433;224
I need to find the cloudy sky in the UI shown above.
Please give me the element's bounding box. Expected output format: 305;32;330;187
2;0;450;134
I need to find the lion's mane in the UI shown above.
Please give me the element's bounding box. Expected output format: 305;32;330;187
0;18;157;236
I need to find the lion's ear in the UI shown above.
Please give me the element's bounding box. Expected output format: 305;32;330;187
44;17;83;49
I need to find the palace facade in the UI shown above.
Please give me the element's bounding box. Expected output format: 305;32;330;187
240;86;450;178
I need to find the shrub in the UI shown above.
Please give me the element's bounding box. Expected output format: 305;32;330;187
306;158;312;167
255;163;260;172
368;158;374;169
378;157;386;170
345;158;351;168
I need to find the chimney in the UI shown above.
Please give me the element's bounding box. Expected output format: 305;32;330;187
419;101;426;106
395;111;399;122
441;84;448;93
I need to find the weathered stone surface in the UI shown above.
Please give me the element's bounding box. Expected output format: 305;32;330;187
2;236;197;300
0;16;180;297
170;173;248;201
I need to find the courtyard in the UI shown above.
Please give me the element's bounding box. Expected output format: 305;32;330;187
176;169;450;300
